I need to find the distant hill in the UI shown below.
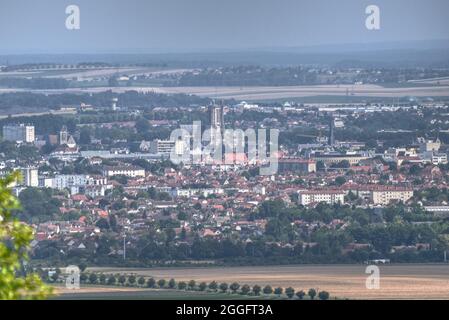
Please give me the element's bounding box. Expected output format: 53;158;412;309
1;39;449;68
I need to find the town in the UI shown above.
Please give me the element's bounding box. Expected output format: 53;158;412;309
1;92;448;268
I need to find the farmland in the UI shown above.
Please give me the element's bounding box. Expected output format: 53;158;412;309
87;264;449;300
1;84;449;102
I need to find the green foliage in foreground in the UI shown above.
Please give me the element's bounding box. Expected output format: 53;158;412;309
0;173;52;300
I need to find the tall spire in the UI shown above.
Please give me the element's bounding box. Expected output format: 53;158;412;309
328;116;335;146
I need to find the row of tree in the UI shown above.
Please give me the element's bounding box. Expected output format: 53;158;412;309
70;272;330;300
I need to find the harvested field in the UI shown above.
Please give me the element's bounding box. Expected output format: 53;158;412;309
90;264;449;300
2;84;449;101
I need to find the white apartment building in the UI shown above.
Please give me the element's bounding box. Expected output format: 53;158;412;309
102;166;145;178
149;139;185;156
432;153;448;165
418;138;441;153
344;185;414;206
83;185;110;198
19;167;39;187
38;177;54;188
298;190;345;206
172;187;225;198
3;124;35;143
371;188;414;206
53;175;89;190
52;174;111;195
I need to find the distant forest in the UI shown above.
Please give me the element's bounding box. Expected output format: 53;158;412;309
0;91;213;111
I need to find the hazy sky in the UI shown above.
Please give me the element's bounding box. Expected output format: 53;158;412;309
0;0;449;53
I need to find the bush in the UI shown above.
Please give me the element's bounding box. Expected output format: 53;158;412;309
128;275;136;286
178;281;187;290
99;274;107;285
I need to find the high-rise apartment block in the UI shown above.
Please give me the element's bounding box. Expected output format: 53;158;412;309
2;124;35;143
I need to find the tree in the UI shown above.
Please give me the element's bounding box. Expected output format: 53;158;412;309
128;275;136;286
316;161;326;171
263;285;273;295
80;273;88;283
51;272;59;283
252;285;261;296
107;276;116;286
89;273;98;284
241;284;251;295
285;287;295;299
188;280;196;290
79;128;92;145
219;282;229;293
230;282;240;294
136;118;150;133
18;187;61;222
168;278;176;289
118;275;126;286
78;263;87;272
274;287;283;296
199;282;207;291
0;173;52;299
335;176;346;186
208;281;218;291
108;76;119;87
178;281;187;290
138;277;146;286
409;164;422;176
147;278;156;288
318;291;330;300
308;288;317;300
177;212;188;221
157;279;166;288
296;290;306;300
99;274;107;285
96;218;110;230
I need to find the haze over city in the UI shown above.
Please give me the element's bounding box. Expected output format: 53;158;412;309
1;0;449;54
